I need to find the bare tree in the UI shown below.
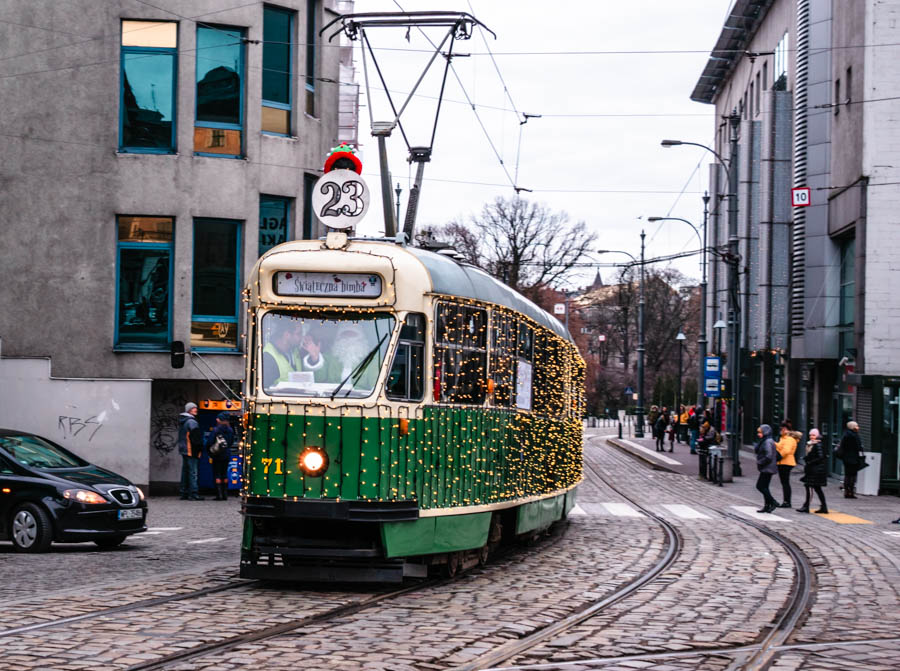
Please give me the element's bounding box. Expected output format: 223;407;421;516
420;196;596;300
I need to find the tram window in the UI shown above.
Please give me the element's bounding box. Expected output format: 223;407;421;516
260;310;395;398
517;323;534;361
387;314;425;401
490;312;517;407
434;303;488;404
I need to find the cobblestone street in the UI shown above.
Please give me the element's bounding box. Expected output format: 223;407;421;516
2;430;900;670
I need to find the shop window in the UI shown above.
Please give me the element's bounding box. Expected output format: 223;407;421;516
386;314;425;401
115;216;173;349
305;0;318;116
192;219;241;350
262;6;293;134
434;303;487;404
120;21;177;153
195;25;245;157
259;195;291;256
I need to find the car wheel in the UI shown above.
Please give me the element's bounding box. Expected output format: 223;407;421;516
11;503;54;553
94;535;127;549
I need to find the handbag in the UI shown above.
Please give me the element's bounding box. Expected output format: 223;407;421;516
209;434;228;457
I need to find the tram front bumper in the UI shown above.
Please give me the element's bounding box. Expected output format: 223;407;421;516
242;496;419;522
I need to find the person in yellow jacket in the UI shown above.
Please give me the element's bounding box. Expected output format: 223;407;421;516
775;420;802;508
678;405;690;443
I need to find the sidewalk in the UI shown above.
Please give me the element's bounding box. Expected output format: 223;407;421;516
585;428;900;527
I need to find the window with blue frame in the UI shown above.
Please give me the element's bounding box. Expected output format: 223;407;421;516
259;195;291;256
305;0;317;116
120;21;178;152
195;25;245;157
115;216;173;349
192;219;241;350
262;6;293;134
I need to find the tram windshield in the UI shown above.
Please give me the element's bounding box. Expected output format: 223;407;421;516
260;311;395;398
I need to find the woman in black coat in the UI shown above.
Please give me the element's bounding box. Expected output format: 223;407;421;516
837;420;864;498
797;428;828;513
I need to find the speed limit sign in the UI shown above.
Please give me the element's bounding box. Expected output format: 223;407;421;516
312;169;370;229
791;187;811;207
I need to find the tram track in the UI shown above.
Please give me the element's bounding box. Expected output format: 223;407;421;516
452;438;816;671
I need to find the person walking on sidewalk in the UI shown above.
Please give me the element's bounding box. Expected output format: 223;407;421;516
687;407;700;454
666;412;676;452
204;412;234;501
837;421;865;498
775;420;801;508
177;402;204;501
678;405;690;443
754;424;780;513
797;428;828;514
654;412;667;452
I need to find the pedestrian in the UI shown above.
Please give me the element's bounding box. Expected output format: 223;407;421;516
797;428;828;513
667;413;676;452
178;402;204;501
687;407;701;454
775;420;801;508
654;412;667;452
678;405;690;443
836;420;865;498
647;405;659;438
204;412;234;501
698;419;716;451
754;424;780;513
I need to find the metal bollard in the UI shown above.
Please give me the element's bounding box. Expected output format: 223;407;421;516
618;422;622;439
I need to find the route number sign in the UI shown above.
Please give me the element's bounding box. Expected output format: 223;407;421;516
312;169;370;229
791;187;811;207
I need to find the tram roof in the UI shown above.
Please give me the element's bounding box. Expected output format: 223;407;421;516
405;247;573;343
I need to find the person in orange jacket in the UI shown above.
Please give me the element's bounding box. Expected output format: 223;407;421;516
775;419;802;508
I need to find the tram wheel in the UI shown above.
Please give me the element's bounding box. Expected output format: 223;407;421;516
444;551;461;578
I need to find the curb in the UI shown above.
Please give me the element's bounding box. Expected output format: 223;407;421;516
603;437;680;474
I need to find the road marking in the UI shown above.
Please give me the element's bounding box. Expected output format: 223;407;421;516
148;527;183;531
814;511;873;524
616;439;682;465
660;504;711;520
568;504;587;516
731;506;793;523
883;531;900;537
140;531;163;535
188;537;227;544
601;502;643;518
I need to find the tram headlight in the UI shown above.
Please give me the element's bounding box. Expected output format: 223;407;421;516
299;447;328;477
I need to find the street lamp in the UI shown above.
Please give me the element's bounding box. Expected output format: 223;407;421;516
648;208;710;409
395;182;402;229
661;116;743;477
676;331;686;416
713;319;727;355
597;232;646;439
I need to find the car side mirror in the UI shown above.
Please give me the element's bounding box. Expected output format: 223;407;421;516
170;341;185;369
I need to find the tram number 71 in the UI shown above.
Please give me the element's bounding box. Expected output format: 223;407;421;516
261;457;284;475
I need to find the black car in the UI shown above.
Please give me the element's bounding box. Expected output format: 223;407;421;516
0;429;148;552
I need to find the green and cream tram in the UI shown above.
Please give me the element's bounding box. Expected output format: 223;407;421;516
240;231;585;582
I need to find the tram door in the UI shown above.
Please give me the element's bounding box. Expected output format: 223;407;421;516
829;393;854;475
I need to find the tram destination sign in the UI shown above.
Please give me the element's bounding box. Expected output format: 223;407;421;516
274;271;382;298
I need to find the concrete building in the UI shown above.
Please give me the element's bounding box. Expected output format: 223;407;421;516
0;0;356;491
690;0;900;491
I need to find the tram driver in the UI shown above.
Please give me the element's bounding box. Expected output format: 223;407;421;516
302;323;380;391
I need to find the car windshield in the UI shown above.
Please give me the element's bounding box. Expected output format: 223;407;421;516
0;434;85;469
261;310;395;398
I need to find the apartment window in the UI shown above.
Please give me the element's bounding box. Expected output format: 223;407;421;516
839;238;855;326
115;216;173;349
120;21;177;153
755;72;760;114
192;219;241;350
262;6;293;134
762;62;768;90
773;32;788;90
194;25;245;157
834;79;841;116
750;82;755;117
259;195;291;256
846;66;852;105
303;173;317;239
305;0;318;116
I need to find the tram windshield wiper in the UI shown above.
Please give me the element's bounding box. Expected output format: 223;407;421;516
331;332;390;400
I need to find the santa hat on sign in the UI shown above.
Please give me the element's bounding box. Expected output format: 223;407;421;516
323;143;362;174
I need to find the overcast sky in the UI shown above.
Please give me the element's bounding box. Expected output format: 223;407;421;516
346;1;731;287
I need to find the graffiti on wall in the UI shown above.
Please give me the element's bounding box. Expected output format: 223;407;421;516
150;391;188;458
58;414;104;441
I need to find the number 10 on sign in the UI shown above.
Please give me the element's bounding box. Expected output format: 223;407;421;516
791;187;811;207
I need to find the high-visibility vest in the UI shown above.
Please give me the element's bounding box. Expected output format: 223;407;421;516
263;342;293;385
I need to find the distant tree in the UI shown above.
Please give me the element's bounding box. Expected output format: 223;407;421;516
419;196;596;301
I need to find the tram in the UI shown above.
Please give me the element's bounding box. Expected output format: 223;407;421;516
239;230;585;582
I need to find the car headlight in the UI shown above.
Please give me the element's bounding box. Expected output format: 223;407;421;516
298;447;328;477
63;489;108;504
135;487;145;501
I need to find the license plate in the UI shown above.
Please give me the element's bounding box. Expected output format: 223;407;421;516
118;508;143;520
